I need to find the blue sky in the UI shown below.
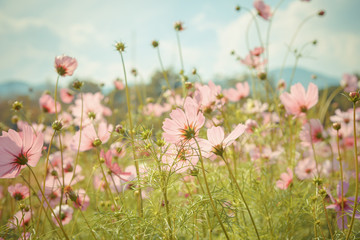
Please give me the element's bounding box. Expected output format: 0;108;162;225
0;0;359;87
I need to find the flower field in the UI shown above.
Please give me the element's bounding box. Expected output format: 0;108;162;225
0;0;359;239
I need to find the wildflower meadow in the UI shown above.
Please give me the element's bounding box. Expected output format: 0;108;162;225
0;0;359;239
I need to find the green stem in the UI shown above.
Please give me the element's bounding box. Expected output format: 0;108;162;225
156;47;171;90
193;139;230;240
221;155;260;240
279;13;317;80
346;102;359;239
336;129;345;231
118;50;143;217
26;164;70;240
79;210;98;240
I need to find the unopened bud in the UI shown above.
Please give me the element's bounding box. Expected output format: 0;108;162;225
141;129;152;140
146;97;154;104
19;204;26;210
318;10;325;16
185;82;193;89
156;139;166;147
332;122;341;131
349;92;360;103
99;157;105;164
72;80;84;90
192;68;197;75
52;120;63;131
258;72;267;80
12;101;23;111
235;5;241;11
115;42;126;52
11;115;19;124
152;40;159;48
115;124;124;134
92;138;102;147
24;206;30;212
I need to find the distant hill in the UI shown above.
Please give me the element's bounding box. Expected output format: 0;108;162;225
269;67;339;89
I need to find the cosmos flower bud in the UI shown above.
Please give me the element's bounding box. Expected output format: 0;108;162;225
12;101;23;111
115;42;126;52
318;10;325;16
141;129;152;140
258;72;267;80
348;91;360;103
332;122;341;131
156;139;166;147
11;115;19;124
185;82;193;89
72;80;84;90
192;68;197;75
174;21;184;31
131;68;138;77
52;120;63;131
152;40;159;48
92;138;102;147
235;5;241;11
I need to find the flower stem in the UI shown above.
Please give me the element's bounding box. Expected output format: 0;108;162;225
221;156;260;240
193;139;230;239
156;47;171;90
26;164;70;240
336;129;345;231
346;102;359;239
118;50;143;217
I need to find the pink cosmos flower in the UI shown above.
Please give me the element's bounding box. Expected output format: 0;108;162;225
326;181;360;230
330;109;354;125
71;92;110;126
0;124;44;178
340;73;358;92
279;83;318;116
70;122;113;152
250;47;264;56
276;168;293;190
254;0;272;20
245;119;259;133
55;55;78;77
53;205;73;226
162;97;205;144
101;149;131;179
8;209;32;228
161;144;202;173
60;88;74;104
299;119;326;146
110;141;126;158
8;183;30;200
223;82;250;102
241;54;267;70
295;158;317;180
38;186;61;208
205;124;246;157
39;93;61;114
73;188;90;211
114;79;125;90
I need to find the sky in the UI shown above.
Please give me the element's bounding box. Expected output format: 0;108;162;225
0;0;359;88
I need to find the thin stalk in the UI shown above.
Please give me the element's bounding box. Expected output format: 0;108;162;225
336;129;345;231
279;13;317;80
26;164;70;240
79;210;98;240
71;92;84;185
322;198;334;240
36;131;56;233
221;155;260;240
193;139;230;240
118;50;143;217
156;47;171;89
346;102;359;239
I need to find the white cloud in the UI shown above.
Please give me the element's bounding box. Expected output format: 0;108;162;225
214;0;360;79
